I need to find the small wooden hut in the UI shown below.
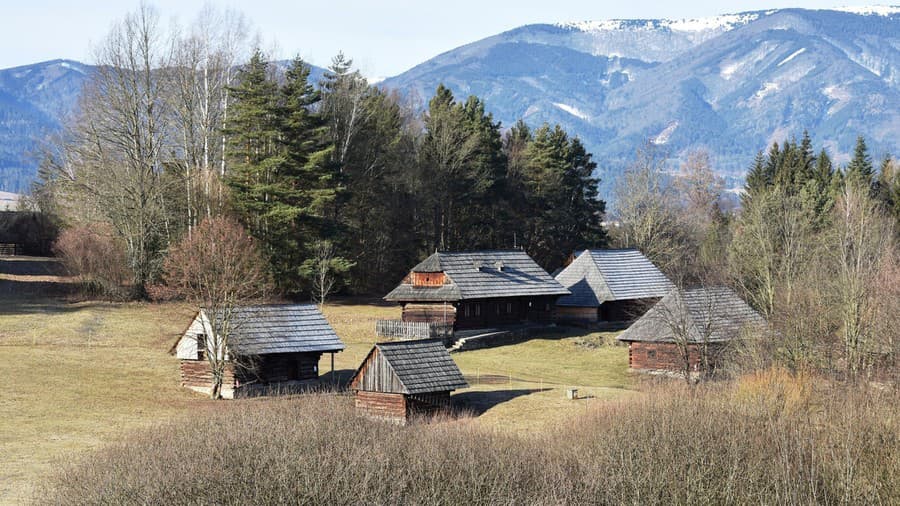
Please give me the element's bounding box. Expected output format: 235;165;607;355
173;304;345;398
384;250;570;331
555;249;673;325
349;340;468;423
617;287;766;375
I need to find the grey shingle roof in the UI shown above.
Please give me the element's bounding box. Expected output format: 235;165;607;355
385;250;569;302
555;249;673;307
354;340;469;394
206;304;345;355
617;287;767;343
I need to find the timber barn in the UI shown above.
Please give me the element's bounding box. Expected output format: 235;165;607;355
384;250;570;330
173;304;345;398
617;287;766;374
554;249;673;325
349;339;468;423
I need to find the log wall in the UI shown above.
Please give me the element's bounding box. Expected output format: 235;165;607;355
180;360;236;396
401;303;456;326
556;306;599;322
355;391;407;421
627;341;725;372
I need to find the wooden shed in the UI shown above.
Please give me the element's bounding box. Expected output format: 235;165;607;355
384;250;570;331
173;304;345;398
616;287;766;375
348;340;468;423
555;249;673;325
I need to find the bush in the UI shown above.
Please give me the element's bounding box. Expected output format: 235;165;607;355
53;223;131;298
38;383;900;505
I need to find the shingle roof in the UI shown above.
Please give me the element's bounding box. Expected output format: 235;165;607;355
205;304;345;355
385;250;569;302
617;287;767;343
555;249;673;307
356;340;468;394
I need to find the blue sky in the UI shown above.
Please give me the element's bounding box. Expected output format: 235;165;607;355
2;1;857;77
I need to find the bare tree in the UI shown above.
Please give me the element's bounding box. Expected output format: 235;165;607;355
158;216;272;399
167;6;250;234
611;143;688;276
302;240;355;306
51;4;173;297
675;148;725;221
831;179;896;378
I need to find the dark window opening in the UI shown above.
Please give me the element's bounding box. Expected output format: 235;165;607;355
647;350;657;358
506;302;513;314
196;334;206;360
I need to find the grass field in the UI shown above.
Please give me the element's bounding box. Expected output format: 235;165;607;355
0;258;632;503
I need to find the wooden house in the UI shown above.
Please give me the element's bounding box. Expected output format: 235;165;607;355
349;339;468;423
173;304;345;398
617;287;766;374
554;249;673;325
384;250;570;330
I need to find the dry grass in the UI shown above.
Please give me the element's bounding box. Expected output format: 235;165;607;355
35;381;900;505
1;295;633;503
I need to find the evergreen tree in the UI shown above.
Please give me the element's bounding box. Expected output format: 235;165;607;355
225;50;282;239
846;136;874;191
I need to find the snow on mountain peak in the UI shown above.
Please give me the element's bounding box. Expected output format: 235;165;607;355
834;5;900;16
558;13;759;34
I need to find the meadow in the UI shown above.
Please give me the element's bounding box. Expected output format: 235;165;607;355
0;260;632;503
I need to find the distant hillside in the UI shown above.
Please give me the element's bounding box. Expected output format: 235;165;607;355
382;7;900;190
0;60;326;193
0;60;91;193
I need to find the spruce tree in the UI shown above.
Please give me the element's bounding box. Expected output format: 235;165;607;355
846;135;874;191
225;50;282;240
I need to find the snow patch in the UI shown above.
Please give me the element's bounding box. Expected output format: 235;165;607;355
777;48;806;66
651;121;679;145
57;61;86;74
558;13;758;33
755;82;779;99
823;85;853;115
834;5;900;16
720;62;740;79
668;13;760;32
553;102;591;121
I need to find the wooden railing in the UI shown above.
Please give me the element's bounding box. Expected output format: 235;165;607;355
0;243;22;256
375;320;453;341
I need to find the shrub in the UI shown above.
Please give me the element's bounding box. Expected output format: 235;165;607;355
52;223;131;298
37;386;900;505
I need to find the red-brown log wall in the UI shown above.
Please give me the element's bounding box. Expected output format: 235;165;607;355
355;391;407;421
401;303;456;326
627;341;725;372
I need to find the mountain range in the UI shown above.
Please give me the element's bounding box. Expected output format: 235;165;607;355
1;6;899;194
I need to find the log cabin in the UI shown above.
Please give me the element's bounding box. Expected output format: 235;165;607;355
616;287;766;375
348;339;468;423
173;304;345;398
554;249;673;325
384;250;570;331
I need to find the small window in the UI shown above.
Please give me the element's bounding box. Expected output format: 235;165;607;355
474;304;481;316
647;350;656;359
495;304;501;315
196;334;206;360
506;302;513;314
464;304;471;318
545;303;550;311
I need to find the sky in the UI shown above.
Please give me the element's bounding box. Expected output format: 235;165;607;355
0;1;863;78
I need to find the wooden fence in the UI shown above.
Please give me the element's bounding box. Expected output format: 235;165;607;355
0;243;22;256
375;320;453;341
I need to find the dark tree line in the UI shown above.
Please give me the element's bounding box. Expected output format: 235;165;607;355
220;53;606;296
35;11;607;299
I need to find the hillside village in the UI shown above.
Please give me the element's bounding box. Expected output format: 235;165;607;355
1;3;899;505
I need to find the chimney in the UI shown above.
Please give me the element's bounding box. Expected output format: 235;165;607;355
494;261;505;271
